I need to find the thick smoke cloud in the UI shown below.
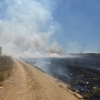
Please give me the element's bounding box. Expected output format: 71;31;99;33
0;0;63;57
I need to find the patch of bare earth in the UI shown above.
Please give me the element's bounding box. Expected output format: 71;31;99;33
0;59;82;100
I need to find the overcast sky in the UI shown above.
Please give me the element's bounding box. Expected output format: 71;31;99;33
0;0;100;57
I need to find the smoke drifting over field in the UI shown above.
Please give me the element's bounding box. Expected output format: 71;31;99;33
0;0;64;57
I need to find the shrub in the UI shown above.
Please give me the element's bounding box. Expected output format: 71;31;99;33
0;55;13;82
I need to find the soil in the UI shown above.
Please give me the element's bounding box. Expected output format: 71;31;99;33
0;59;82;100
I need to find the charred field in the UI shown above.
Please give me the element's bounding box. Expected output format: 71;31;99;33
21;53;100;100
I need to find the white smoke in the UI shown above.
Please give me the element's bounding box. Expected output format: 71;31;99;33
0;0;63;57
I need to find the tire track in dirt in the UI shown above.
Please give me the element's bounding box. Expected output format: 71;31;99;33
0;59;82;100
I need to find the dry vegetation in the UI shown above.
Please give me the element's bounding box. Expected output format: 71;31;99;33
0;55;13;85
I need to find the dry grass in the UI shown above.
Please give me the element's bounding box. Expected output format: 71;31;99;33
0;55;13;83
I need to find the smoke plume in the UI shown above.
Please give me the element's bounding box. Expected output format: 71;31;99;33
0;0;63;57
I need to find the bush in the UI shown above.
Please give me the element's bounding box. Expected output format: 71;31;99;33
0;55;13;82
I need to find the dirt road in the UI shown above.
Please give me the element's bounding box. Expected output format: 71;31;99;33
0;59;82;100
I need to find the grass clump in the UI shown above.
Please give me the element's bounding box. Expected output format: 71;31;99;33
0;55;13;83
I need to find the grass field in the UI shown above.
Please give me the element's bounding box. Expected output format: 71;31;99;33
0;55;13;84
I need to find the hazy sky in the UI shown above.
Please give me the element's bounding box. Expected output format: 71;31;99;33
51;0;100;53
0;0;100;57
